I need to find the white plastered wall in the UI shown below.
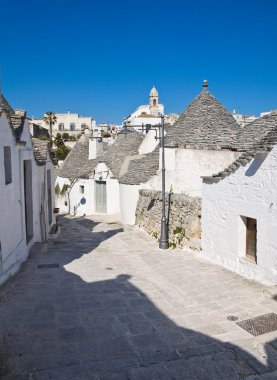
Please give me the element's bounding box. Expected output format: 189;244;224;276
138;129;159;154
106;178;120;214
20;126;56;243
0;114;55;285
57;162;121;216
202;147;277;285
148;148;241;196
55;176;72;213
68;178;95;216
119;184;140;225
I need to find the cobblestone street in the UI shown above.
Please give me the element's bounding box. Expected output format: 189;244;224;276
1;214;277;379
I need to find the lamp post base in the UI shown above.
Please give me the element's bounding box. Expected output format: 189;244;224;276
159;241;169;250
159;218;169;250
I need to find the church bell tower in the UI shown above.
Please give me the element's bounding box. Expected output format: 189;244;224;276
149;85;159;115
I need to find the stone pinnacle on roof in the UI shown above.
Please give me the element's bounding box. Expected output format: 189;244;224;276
202;80;208;89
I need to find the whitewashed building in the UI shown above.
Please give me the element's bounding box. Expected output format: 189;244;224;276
232;110;257;127
124;86;165;132
33;112;96;137
202;112;277;285
55;128;144;216
0;95;56;285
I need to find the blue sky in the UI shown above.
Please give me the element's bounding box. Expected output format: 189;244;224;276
1;0;277;124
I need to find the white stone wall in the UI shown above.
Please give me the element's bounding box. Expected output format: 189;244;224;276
0;114;27;282
56;167;120;217
138;129;159;154
69;178;95;216
119;184;140;225
20;126;56;242
148;148;241;197
130;117;162;131
107;179;120;214
202;147;277;285
0;113;55;285
55;176;71;213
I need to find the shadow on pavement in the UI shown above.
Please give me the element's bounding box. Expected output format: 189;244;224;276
0;215;276;379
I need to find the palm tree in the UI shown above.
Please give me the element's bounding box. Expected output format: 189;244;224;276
43;111;57;147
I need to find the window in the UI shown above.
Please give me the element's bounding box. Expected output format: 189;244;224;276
70;123;76;131
153;99;157;106
4;146;12;185
58;123;64;131
246;217;257;263
81;124;87;130
80;185;84;194
239;216;257;264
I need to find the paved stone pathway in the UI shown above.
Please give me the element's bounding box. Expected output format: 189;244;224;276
1;214;277;379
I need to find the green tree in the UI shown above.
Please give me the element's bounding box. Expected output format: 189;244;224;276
62;132;70;141
55;145;71;161
54;133;64;147
43;111;57;146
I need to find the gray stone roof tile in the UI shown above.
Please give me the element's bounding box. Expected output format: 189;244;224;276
10;110;26;140
119;146;159;185
32;138;51;165
0;94;14;114
0;95;26;140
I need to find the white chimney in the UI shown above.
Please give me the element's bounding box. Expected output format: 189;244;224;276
89;137;103;160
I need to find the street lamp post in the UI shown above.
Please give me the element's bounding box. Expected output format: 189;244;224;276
122;116;169;250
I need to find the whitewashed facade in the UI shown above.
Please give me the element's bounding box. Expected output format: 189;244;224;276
0;96;56;285
33;112;96;137
55;128;144;217
202;112;277;284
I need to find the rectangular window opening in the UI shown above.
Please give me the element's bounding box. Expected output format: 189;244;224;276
246;217;257;263
80;185;85;194
4;146;12;185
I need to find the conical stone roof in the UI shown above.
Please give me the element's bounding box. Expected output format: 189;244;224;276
57;128;144;181
165;81;241;150
57;133;90;180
